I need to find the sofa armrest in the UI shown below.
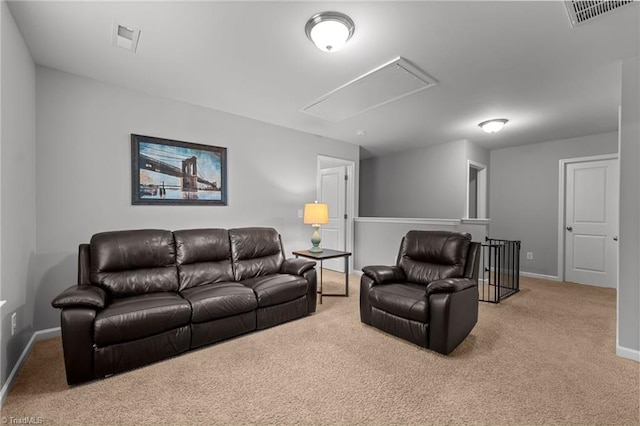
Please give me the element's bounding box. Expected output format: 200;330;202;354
362;265;406;285
281;258;316;276
51;285;107;309
426;278;476;296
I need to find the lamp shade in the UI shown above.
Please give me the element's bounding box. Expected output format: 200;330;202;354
303;203;329;225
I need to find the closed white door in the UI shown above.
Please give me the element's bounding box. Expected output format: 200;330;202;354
565;159;618;287
319;166;347;272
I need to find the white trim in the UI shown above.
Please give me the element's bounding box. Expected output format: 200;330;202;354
557;153;619;282
520;271;562;282
460;218;491;225
0;301;6;309
317;155;356;274
616;105;623;367
353;269;363;276
616;345;640;362
0;327;61;405
354;217;461;226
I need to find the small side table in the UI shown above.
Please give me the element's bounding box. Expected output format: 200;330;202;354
292;249;352;304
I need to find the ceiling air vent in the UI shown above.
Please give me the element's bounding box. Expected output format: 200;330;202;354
300;57;438;122
112;22;141;52
565;1;636;27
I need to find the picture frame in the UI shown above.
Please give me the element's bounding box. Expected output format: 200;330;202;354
131;134;227;206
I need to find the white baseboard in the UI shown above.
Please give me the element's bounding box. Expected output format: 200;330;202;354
617;345;640;362
353;269;363;276
0;327;61;406
520;271;561;281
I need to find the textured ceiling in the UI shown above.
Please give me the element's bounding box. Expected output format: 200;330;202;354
8;1;640;157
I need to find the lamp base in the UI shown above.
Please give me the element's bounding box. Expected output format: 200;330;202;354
309;224;323;253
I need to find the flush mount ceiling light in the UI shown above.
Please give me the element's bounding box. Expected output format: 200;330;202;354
479;118;508;134
305;11;355;53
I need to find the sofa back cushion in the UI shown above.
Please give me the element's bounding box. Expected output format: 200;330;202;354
398;231;471;285
229;227;284;281
174;228;234;291
90;229;178;297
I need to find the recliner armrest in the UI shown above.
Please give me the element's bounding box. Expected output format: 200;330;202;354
51;285;107;309
426;278;476;296
362;265;406;285
281;258;316;276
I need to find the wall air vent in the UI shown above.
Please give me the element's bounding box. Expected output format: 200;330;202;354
565;1;636;27
300;57;438;122
112;22;141;52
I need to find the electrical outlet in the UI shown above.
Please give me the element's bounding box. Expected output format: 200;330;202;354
11;313;16;336
297;209;303;219
526;252;533;260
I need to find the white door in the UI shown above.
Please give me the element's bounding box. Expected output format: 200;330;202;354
565;159;618;287
319;165;347;272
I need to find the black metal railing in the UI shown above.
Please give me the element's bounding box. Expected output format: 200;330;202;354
478;237;521;303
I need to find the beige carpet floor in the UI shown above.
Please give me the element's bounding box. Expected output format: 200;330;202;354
2;272;639;425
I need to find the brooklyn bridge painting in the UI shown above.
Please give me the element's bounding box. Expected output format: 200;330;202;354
131;134;227;205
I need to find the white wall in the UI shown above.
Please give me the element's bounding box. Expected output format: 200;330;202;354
489;132;619;277
359;140;488;219
1;0;37;388
34;66;359;331
618;56;639;357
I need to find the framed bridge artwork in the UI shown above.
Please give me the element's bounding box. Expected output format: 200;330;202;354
131;134;227;205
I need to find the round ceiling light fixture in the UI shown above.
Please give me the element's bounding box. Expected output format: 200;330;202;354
478;118;508;134
305;11;355;53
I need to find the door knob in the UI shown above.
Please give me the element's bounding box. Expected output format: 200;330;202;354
613;236;618;241
566;226;573;231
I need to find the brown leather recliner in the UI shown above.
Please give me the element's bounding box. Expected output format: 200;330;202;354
360;231;481;354
51;227;317;385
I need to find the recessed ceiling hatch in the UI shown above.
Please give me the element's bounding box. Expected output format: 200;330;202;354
564;1;636;27
300;57;438;122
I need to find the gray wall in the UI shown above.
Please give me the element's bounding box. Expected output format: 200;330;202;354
33;66;359;331
618;56;639;354
360;140;488;219
1;0;37;388
489;131;619;277
354;219;488;270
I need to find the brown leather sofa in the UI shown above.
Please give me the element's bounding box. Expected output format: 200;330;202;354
360;230;480;354
51;227;317;385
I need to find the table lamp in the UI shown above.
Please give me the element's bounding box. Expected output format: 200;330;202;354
303;201;329;253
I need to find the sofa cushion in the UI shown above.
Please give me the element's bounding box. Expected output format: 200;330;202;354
174;229;234;291
229;227;284;281
90;229;178;297
94;293;191;347
180;282;258;323
240;274;308;307
398;231;471;285
369;283;428;322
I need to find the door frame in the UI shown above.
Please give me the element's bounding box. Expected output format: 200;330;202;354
317;155;356;273
466;160;487;219
557;153;619;282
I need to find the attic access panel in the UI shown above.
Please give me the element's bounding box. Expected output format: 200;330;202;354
300;57;438;122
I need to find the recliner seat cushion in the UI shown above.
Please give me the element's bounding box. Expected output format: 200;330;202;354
369;283;428;322
90;229;178;297
398;231;471;284
94;293;191;347
180;282;258;323
240;274;308;307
